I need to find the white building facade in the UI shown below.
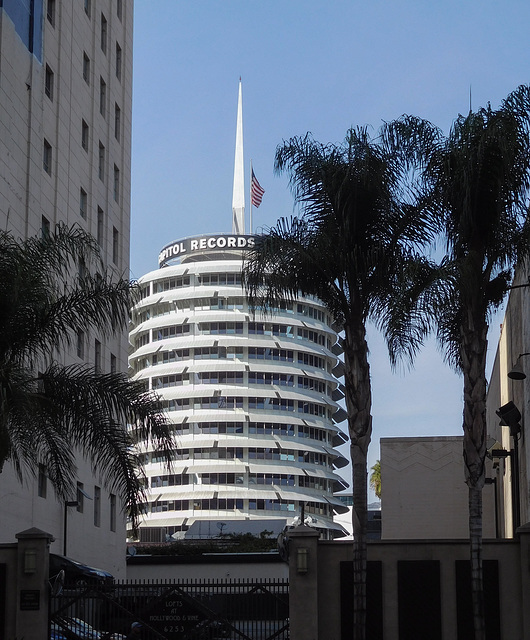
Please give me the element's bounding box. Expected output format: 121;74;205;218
129;234;350;541
0;0;133;576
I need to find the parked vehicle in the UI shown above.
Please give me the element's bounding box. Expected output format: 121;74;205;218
53;617;101;640
49;554;114;588
194;619;231;639
50;622;70;640
52;617;126;640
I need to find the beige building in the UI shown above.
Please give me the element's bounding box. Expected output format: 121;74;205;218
0;0;133;576
380;270;530;542
486;272;530;539
381;436;496;539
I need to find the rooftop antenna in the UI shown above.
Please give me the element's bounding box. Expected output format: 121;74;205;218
469;84;472;113
232;78;245;235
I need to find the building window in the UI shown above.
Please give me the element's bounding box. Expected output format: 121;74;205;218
112;227;119;264
110;353;117;374
76;482;85;513
95;339;101;372
41;216;50;238
114;103;121;141
3;0;43;59
80;188;87;219
38;464;47;498
110;493;116;532
100;14;107;54
98;142;105;181
94;486;101;527
81;120;89;151
47;0;55;26
99;77;106;117
84;0;91;18
45;65;54;100
83;52;90;84
115;43;122;81
78;257;86;281
43;139;52;174
77;329;85;359
117;0;122;21
113;165;120;202
97;207;104;247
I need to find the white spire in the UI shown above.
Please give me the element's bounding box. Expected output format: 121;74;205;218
232;79;245;234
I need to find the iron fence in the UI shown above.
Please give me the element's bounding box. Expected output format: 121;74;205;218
50;577;289;640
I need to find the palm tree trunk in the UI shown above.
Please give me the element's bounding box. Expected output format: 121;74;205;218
469;485;485;640
461;312;488;640
351;440;368;640
343;320;372;640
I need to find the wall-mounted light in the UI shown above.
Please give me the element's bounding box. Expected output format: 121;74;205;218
496;401;522;437
24;549;37;574
508;353;530;380
296;548;308;574
493;403;522;532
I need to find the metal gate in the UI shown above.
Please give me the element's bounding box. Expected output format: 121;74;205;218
50;578;289;640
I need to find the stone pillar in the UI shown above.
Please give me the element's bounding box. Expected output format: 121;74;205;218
287;525;320;640
15;527;55;640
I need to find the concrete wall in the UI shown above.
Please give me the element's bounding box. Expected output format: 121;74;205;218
288;524;529;640
126;553;288;581
0;528;54;640
381;436;495;539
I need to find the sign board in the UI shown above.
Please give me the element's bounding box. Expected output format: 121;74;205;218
20;589;40;611
159;234;257;267
144;589;208;639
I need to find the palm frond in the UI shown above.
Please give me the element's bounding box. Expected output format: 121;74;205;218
0;226;175;530
4;274;133;364
0;225;135;363
244;216;347;322
250;123;444;362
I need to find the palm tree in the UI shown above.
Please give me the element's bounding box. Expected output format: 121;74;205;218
243;127;436;639
387;85;530;640
0;224;174;529
369;460;381;500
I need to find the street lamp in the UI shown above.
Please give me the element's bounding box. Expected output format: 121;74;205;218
493;401;522;531
63;486;93;556
63;501;79;556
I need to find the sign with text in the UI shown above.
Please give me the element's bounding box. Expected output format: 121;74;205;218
159;234;257;266
20;589;40;611
144;589;211;639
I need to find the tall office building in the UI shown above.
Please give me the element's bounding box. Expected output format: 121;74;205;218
129;236;350;542
0;1;133;576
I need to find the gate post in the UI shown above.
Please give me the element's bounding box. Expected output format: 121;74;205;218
518;522;530;638
15;528;55;640
288;525;320;640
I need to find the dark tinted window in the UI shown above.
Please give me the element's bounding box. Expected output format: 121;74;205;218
2;0;44;60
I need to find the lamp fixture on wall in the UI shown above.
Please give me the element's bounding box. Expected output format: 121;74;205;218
24;549;37;574
495;401;522;436
508;352;530;380
493;401;522;531
296;548;309;574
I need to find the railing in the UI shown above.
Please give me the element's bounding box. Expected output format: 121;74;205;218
50;577;289;640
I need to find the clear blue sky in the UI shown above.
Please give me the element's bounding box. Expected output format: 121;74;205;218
130;0;530;499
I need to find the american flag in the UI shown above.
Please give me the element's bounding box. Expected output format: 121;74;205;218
251;169;265;207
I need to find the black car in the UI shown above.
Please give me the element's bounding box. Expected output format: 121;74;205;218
49;554;115;588
193;619;231;639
